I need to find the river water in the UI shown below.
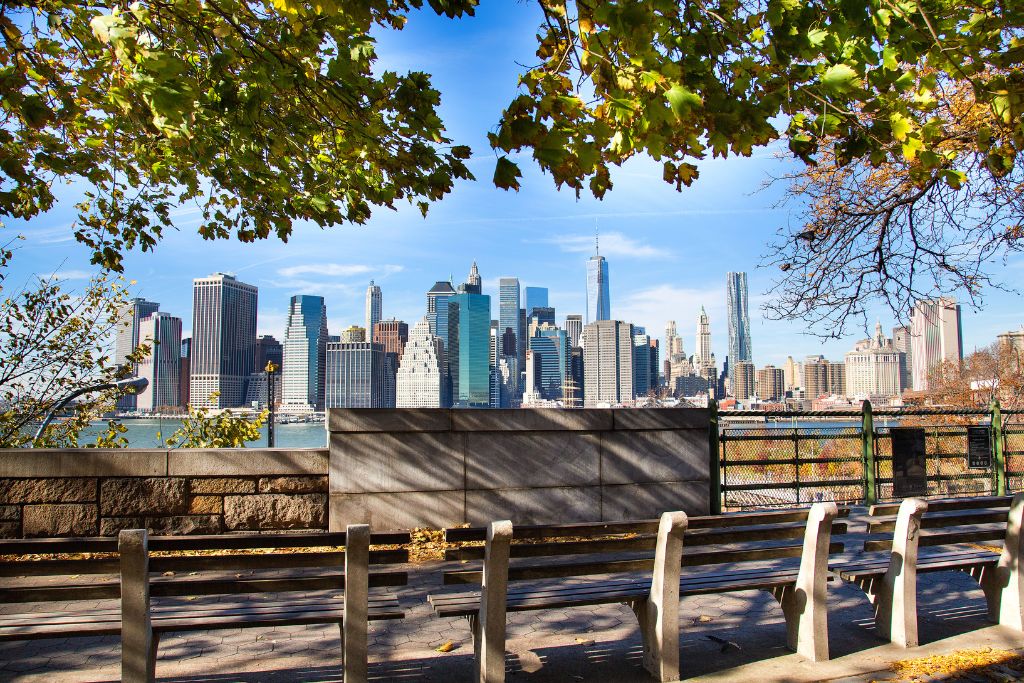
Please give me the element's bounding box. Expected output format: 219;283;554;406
82;416;887;449
81;419;328;449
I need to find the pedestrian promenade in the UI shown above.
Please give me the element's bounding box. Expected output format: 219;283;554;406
1;511;1021;682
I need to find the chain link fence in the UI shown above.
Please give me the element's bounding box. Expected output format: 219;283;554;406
718;407;1024;510
720;426;863;509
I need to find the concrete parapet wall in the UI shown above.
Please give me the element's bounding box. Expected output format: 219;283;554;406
0;448;328;538
329;408;711;530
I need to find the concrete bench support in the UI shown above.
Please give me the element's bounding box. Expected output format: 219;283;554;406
978;493;1024;630
119;529;155;683
770;501;838;661
474;520;513;683
344;523;371;683
857;498;928;647
632;511;687;681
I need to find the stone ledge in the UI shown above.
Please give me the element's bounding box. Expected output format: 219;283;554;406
0;450;166;478
328;409;450;433
168;449;328;476
452;409;614;432
612;408;710;431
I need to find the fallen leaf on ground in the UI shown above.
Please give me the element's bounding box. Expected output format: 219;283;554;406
575;638;595;646
435;641;457;653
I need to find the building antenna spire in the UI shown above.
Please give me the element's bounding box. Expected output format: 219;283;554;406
594;222;600;257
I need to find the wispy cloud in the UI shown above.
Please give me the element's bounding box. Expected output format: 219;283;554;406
617;284;726;348
276;263;404;279
48;269;92;281
539;231;666;259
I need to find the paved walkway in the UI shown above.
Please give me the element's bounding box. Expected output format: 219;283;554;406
2;518;1023;681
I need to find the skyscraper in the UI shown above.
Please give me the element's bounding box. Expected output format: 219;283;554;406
396;318;443;408
136;312;182;412
756;365;785;402
695;306;712;369
190;273;258;409
325;340;385;408
282;295;328;412
633;329;652;398
582;320;634;406
528;325;569;401
179;337;191;407
373;319;407;409
524;286;549;318
586;235;610;323
845;322;904;399
448;290;492;407
892;325;912;392
498;277;520;362
365;280;382;334
465;261;482;294
115;297;160;410
426;280;456;349
732;360;755;401
565;314;583;348
255;335;283;371
910;298;963;391
726;272;752;376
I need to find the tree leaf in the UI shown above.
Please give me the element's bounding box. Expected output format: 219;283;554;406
493;156;522;191
665;84;702;119
821;63;859;94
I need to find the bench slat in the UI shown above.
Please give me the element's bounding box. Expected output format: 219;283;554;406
868;496;1013;516
867;508;1009;533
864;528;1005;552
147;549;407;573
443;508;850;542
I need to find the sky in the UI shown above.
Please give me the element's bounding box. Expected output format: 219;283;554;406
6;3;1023;368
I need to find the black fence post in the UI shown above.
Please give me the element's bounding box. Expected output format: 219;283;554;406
993;398;1006;496
862;400;876;506
709;399;722;515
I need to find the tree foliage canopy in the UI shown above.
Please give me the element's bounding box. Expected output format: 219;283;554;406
2;0;1023;325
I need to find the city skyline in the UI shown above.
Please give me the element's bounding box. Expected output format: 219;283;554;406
4;1;1022;373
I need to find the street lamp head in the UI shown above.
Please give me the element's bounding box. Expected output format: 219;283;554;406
113;377;149;394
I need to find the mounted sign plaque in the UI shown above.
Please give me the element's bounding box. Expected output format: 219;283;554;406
891;427;928;497
967;426;992;470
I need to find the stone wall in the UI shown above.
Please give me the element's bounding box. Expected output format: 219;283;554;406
0;449;328;538
329;408;712;530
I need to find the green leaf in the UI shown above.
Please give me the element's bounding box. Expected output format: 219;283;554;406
807;28;828;47
821;64;859;94
493;156;522;191
665;84;702;119
890;113;912;142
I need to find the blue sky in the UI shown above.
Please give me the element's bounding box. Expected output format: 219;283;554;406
5;3;1022;368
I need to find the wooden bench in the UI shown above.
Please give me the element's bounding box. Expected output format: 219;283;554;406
830;494;1024;648
428;503;847;682
0;526;410;683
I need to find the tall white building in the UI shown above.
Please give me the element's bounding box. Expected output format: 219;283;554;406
396;319;443;407
282;295;328;413
582;320;633;406
845;322;904;399
115;297;160;410
665;320;683;356
783;356;802;391
694;306;712;369
910;298;963;391
136;312;181;412
726;272;752;374
586;235;610;323
190;273;257;409
365;280;382;334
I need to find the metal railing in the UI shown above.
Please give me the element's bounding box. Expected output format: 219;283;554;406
712;400;1024;512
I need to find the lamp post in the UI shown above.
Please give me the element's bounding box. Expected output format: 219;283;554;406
33;377;149;445
265;360;279;447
